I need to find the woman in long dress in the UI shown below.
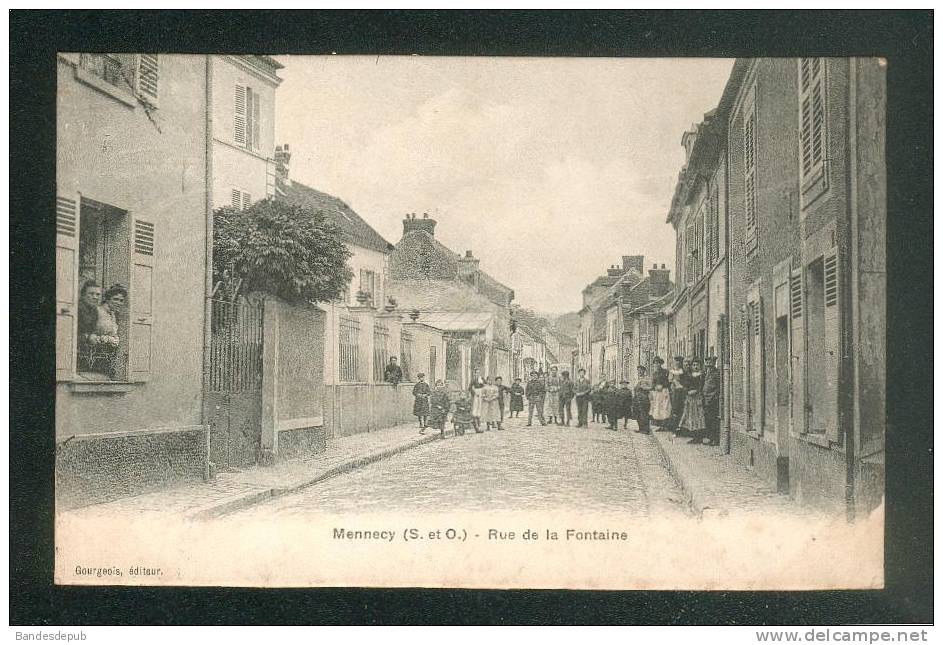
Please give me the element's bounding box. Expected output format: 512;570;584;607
469;369;485;433
480;376;502;430
543;369;560;424
509;378;525;417
650;357;672;429
668;356;687;434
678;358;706;440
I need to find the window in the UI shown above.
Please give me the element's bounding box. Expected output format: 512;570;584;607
56;193;153;383
234;84;261;151
359;269;377;305
803;250;841;442
743;85;758;252
231;188;251;211
78;53;160;107
799;58;828;203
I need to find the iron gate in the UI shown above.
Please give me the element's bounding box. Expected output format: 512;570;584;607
204;297;264;470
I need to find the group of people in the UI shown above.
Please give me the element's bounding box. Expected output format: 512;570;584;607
77;279;128;377
410;356;721;446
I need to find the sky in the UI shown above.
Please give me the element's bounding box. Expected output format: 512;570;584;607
275;56;734;316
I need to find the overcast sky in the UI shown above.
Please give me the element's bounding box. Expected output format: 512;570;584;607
275;56;734;315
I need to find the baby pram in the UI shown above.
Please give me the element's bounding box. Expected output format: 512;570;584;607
451;393;474;436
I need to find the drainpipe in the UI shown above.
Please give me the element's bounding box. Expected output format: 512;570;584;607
201;55;214;479
844;58;858;522
723;141;732;455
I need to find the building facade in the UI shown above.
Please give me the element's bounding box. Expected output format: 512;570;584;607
721;58;885;516
210;55;283;210
56;53;211;507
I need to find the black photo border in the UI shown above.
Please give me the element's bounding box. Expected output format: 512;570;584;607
9;9;933;625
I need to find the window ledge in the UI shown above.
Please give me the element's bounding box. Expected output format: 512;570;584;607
213;137;272;163
69;380;140;394
73;67;138;108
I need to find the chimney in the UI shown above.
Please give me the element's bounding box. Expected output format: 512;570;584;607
607;264;622;278
403;212;437;237
458;250;480;286
649;264;671;298
622;255;644;274
274;144;291;193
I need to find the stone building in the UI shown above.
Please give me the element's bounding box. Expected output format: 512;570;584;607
55;53;211;506
686;57;886;516
388;215;516;387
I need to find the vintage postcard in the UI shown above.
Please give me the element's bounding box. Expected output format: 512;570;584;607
54;53;885;589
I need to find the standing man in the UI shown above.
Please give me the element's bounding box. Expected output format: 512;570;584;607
617;380;635;430
558;370;575;426
384;356;403;387
702;355;721;446
668;356;686;433
573;369;592;427
633;366;652;434
525;370;546;427
494;376;508;429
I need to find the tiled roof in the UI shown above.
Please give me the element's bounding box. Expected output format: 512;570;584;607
280;181;394;254
403;229;513;299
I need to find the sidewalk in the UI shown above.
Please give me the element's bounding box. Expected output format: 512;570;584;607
649;428;808;518
62;421;447;522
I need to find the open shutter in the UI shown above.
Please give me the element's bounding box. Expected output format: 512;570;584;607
823;248;840;442
789;268;806;435
130;218;155;382
234;84;247;146
56;194;80;381
251;89;261;151
740;305;750;419
135;54;159;107
231;188;241;209
750;295;766;434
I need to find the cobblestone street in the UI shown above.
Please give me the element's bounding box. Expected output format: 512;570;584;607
232;416;689;518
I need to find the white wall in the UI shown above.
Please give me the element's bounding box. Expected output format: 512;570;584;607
344;245;389;308
211;55;279;210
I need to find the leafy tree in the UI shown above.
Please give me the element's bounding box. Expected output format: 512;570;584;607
213;198;353;305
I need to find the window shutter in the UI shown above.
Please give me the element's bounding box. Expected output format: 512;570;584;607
242;191;251;211
251;89;261;151
135;54;159;107
823;248;840;442
56;193;80;381
799;58;826;184
743;88;757;250
751;296;766;434
231;188;241;209
130;218;155;382
234;84;247;146
740;306;750;419
789;268;806;435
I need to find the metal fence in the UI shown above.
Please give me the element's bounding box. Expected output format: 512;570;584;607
400;329;414;381
208;298;264;393
339;314;361;382
373;320;390;382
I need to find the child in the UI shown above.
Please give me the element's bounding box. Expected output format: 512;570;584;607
429;379;450;438
509;378;525;418
413;373;431;433
452;392;474;437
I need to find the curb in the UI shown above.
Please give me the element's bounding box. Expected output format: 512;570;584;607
187;429;453;520
648;430;716;519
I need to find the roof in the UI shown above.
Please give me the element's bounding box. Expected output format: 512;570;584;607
418;311;494;332
623;289;674;318
281;181;394;254
402;229;513;298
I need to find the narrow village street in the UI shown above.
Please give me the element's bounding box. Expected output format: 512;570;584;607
231;417;687;518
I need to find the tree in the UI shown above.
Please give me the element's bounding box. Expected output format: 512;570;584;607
213;198;353;305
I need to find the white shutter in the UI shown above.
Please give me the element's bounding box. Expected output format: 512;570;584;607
242;191;251;211
231;188;241;209
130;218;155;381
234;84;247;146
56;193;80;381
135;54;159;107
754;295;765;434
744;102;757;249
799;58;827;190
251;89;261;151
823;248;840;443
789;268;806;435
